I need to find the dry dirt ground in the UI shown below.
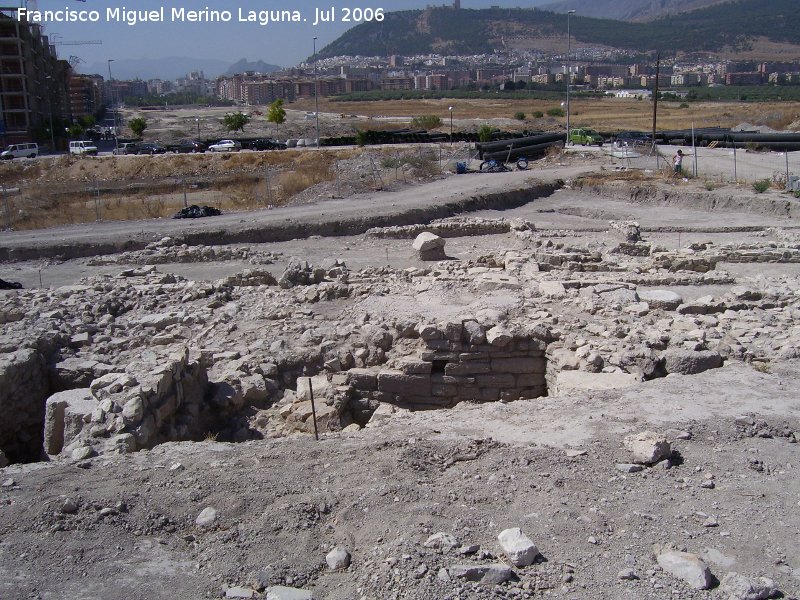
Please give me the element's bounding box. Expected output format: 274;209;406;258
124;98;800;145
1;156;800;600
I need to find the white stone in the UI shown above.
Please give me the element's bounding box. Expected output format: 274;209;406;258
225;587;255;599
624;431;672;465
449;563;513;584
265;587;314;600
721;572;778;600
195;506;218;528
486;326;513;347
657;551;713;590
423;532;459;552
639;290;683;310
497;527;539;567
538;281;566;298
412;232;445;252
325;547;351;570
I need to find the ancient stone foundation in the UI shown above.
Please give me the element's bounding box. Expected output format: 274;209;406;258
345;321;549;409
0;349;49;463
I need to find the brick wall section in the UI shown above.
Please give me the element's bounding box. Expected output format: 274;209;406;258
345;321;549;409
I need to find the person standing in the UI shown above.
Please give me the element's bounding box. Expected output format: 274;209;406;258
673;149;684;175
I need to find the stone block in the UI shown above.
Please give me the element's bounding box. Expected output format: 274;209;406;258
432;383;458;397
444;361;491;376
486;326;513;347
539;281;566;298
663;350;723;375
44;389;97;456
491;357;546;374
296;375;332;401
475;374;516;388
377;371;431;396
397;359;432;375
639;290;683;310
346;368;378;391
624;431;671;465
498;527;539;566
551;371;639;396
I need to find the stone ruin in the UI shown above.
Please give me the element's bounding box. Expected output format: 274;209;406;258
1;215;800;466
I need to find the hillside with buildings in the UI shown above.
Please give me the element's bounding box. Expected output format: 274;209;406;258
318;0;800;59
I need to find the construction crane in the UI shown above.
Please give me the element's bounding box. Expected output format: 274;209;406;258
53;40;103;46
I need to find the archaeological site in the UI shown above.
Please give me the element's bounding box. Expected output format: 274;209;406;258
1;148;799;600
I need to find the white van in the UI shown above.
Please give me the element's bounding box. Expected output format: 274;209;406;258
1;142;38;160
69;140;98;155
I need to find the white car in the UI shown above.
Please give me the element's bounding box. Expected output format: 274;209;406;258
208;139;241;152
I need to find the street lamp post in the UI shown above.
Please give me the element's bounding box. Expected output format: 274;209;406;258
107;59;119;152
448;106;453;145
565;9;576;144
313;37;320;149
196;117;200;138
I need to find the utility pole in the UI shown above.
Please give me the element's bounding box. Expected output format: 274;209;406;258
107;59;119;153
313;37;320;149
652;52;660;144
565;9;576;142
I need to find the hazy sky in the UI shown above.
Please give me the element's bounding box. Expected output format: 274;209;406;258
30;0;550;69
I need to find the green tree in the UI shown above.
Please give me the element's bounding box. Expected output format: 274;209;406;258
266;99;286;136
128;117;147;137
78;115;96;130
67;123;84;139
477;124;493;142
223;111;250;133
514;111;526;120
411;115;442;129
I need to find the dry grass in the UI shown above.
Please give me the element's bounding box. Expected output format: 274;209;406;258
303;96;800;134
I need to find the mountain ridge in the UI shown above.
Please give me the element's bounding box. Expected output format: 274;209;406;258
318;0;800;60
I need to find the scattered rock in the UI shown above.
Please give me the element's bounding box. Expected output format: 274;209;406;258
265;587;315;600
720;572;778;600
423;532;459;552
449;563;513;584
657;551;713;590
623;431;671;465
195;506;218;528
497;527;539;567
325;547;351;570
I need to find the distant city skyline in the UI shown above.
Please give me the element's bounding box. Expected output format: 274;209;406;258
27;0;551;74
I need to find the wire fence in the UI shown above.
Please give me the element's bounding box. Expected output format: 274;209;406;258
607;143;799;189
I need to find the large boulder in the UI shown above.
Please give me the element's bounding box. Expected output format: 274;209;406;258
412;232;446;261
720;572;779;600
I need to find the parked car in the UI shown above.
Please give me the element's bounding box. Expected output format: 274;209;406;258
136;143;167;155
208;139;241;152
1;142;38;159
168;140;207;153
112;142;138;155
246;138;287;151
568;128;604;146
613;131;652;146
69;140;98;155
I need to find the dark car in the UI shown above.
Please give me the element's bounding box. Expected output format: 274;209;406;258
246;138;287;151
136;143;167;155
613;131;652;146
169;140;207;153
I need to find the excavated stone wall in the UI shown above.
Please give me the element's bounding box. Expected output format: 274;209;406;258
345;321;549;410
0;349;49;463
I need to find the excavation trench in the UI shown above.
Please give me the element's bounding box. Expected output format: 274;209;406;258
0;324;553;465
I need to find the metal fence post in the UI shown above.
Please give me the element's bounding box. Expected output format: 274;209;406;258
2;186;10;231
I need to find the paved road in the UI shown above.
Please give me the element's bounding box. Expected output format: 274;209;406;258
0;165;593;261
